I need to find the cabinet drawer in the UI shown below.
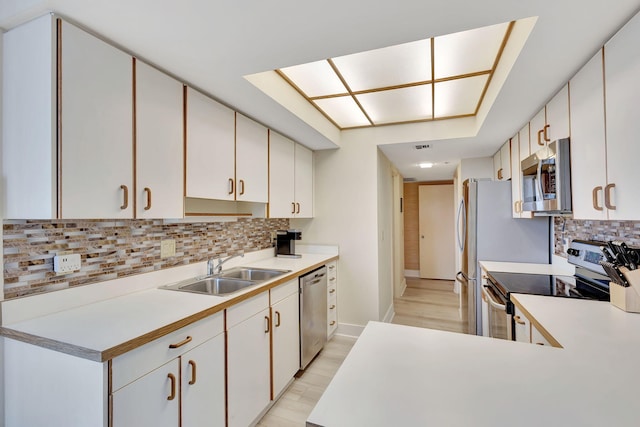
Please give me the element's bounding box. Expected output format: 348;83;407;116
112;313;223;392
226;292;269;330
271;279;298;305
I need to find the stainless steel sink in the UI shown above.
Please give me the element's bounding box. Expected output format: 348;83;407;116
173;277;257;295
160;267;290;296
220;267;291;282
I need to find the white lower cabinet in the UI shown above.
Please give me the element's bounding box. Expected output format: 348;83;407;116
513;305;531;343
111;314;225;427
227;293;271;427
531;324;552;347
327;261;338;337
271;280;301;399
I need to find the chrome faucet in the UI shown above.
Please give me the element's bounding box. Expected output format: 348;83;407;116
207;253;244;275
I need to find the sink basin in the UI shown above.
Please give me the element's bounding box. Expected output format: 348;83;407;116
171;277;257;295
220;267;291;282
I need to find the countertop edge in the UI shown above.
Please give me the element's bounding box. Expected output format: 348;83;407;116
1;255;339;362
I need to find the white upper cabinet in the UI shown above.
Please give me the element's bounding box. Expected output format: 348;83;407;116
235;114;269;203
569;50;608;220
59;20;134;218
135;61;184;218
185;87;236;201
545;85;570;142
530;108;547;150
268;132;314;218
511;133;521;217
604;11;640;220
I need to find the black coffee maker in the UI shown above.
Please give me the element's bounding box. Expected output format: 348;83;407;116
275;229;302;258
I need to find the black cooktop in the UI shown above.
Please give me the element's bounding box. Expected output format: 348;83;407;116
487;271;610;302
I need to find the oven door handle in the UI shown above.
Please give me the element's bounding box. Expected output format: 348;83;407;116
482;285;506;310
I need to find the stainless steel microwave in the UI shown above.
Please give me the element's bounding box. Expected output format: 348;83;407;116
521;138;572;214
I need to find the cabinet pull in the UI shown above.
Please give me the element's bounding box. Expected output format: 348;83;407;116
291;202;296;214
239;179;245;195
329;304;336;310
329;288;336;294
296;202;301;214
275;311;281;327
143;187;152;210
329;321;336;326
514;315;526;325
228;178;234;195
120;185;129;210
543;124;550;142
497;168;503;180
604;183;616;210
537;129;544;146
330;277;336;282
265;316;270;333
592;186;603;211
188;360;197;385
167;373;176;400
169;336;192;349
535;342;545;346
328;265;335;270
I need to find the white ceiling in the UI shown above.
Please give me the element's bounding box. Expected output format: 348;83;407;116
2;0;640;181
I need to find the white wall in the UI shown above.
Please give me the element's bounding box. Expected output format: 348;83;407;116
376;150;394;321
292;136;381;330
1;27;6;425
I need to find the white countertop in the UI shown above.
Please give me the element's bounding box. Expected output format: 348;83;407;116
0;251;337;361
309;264;640;426
479;260;575;276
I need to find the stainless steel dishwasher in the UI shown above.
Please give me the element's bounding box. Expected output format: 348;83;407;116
299;265;328;369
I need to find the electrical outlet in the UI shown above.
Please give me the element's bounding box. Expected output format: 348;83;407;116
161;239;176;258
53;253;82;274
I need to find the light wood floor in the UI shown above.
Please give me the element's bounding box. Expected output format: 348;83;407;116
258;277;463;426
391;277;465;333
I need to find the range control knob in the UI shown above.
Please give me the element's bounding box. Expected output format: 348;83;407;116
567;248;580;257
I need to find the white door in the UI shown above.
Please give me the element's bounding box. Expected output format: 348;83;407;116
60;20;133;218
268;132;295;218
112;359;179;427
135;60;184;219
294;143;313;217
235;114;269;203
227;307;271;427
418;184;455;280
181;335;226;427
271;291;300;398
185;87;235;201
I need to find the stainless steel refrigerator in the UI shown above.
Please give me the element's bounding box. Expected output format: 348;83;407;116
455;179;550;335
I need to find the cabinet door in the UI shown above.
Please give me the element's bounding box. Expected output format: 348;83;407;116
517;125;534;219
569;50;608;220
60;20;133;218
269;132;295;218
227;307;271;427
605;12;640;220
499;141;511;181
185;87;235;201
530;108;547;150
546;84;570;142
511;134;521;218
294;143;313;217
112;359;179;427
531;325;551;346
235;114;269;203
493;150;501;180
136;61;184;219
272;291;300;398
513;305;530;343
181;335;225;427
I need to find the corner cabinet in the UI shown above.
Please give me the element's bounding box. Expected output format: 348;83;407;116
269;131;314;218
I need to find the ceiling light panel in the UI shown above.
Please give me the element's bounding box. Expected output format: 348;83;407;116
356;85;433;124
280;60;347;97
434;74;489;117
332;40;431;92
433;22;509;79
314;96;370;128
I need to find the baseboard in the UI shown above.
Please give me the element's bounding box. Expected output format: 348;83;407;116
335;322;365;338
382;303;395;323
405;269;419;278
399;278;407;297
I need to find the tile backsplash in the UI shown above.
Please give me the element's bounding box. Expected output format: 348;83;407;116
3;218;288;299
554;217;640;256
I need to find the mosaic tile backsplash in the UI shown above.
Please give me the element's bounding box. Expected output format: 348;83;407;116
554;217;640;257
3;218;289;299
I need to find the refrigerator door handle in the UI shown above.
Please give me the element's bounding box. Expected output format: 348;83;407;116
456;271;469;282
456;198;466;252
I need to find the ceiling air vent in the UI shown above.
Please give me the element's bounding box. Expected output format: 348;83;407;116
403;177;417;182
415;144;430;150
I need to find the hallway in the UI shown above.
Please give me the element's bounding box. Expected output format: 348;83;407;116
392;277;465;333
